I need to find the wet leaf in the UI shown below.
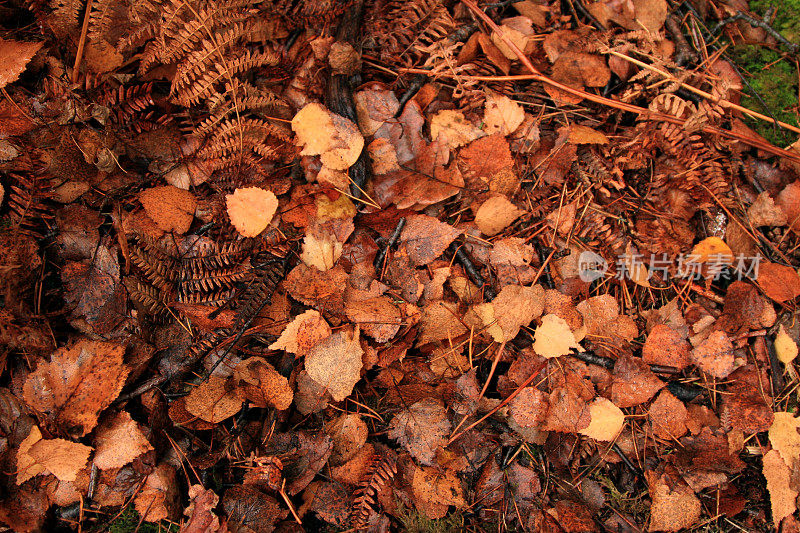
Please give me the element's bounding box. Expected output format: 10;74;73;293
389;397;450;465
184;376;243;423
305;326;363;401
579;397;624;441
226;187;278;238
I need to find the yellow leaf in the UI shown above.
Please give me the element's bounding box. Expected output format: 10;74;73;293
483;92;524;136
226;187;278;238
300;232;343;271
430;110;484;149
269;310;332;356
579;398;624;441
534;314;581;358
769;412;800;466
775;325;798;365
292;103;364;170
690;236;733;264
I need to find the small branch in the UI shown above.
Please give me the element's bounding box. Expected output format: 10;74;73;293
713;10;799;56
450;242;496;301
71;0;94;83
374;217;405;274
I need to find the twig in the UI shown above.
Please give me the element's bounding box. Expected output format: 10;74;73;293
374;217;405;274
71;0;94;83
666;15;699;66
449;242;496;301
713;10;799;56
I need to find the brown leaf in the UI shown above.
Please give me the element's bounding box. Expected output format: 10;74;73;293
388;397;450;465
305;326;363;401
184;376;243;423
418;300;468;344
401;214;461;266
345;296;402;343
93;411;154;470
430;109;484;149
645;465;701;532
226;187;278;238
135;463;178;522
474;195;525;236
756;261;800;303
611;355;664;408
642;324;691;370
23;339;129;437
62;244;126;335
648;390;689;439
223;485;287;532
269;310;332;357
139;185;196;234
325;413;368;466
543;386;590;433
762;449;798;524
690;330;735;378
233;357;293;410
748;192;787;227
411;465;467;519
181;484;223;533
483;92;524;136
284;263;347;313
16;425;91;484
300;481;352;527
769;412;800;467
476;284;544;343
777;180;800;233
459;134;519;195
0;39;43;90
510;387;549;428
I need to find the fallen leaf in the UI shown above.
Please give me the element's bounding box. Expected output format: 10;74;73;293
509;387;549;428
690;330;735;378
642;324;691;370
648;390;689;439
223;485;287;531
300;231;344;271
181;485;223;533
543;386;591;433
233;357;293;410
269;310;332;357
534;313;580;358
459;134;519;195
611;355;664;408
690;236;733;267
284;263;347;312
305;326;363;401
762;449;797;524
775;325;798;365
777;181;800;233
138;185;196;234
292;102;364;170
93;411;153;470
490;16;535;59
17;426;92;484
756;262;800;303
430;109;484;149
23;339;129;437
476;284;544;343
389;397;450;465
135;463;178;522
418;300;469;344
579;397;624;441
0;39;43;90
646;465;701;532
226;187;278;238
401;215;461;266
567;124;609;144
345;296;402;343
748;192;787;227
768;412;800;467
325;413;368;466
411;465;467;519
483;92;524;135
474;195;525;236
184;376;243;423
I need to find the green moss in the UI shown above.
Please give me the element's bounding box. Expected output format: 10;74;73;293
107;506;178;533
724;1;800;146
397;505;465;533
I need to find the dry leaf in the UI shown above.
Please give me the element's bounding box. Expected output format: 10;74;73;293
300;231;343;271
135;463;178;522
17;426;92;484
23;339;129;437
305;327;363;401
748;192;787;227
401;215;461;266
490;16;535;59
474;195;525;236
93;411;153;470
642;324;691;370
345;296;402;343
233;357;293;410
184;376;243;423
646;466;701;532
483;92;524;135
757;262;800;303
567;125;609;144
777;181;800;233
325;413;368;466
418;300;468;344
775;325;798;365
691;236;733;265
269;310;332;357
138;185;196;234
292;103;364;170
612;355;665;408
475;284;544;342
768;412;800;466
0;39;43;90
389;397;450;465
579;398;624;441
226;187;278;238
762;449;797;523
648;390;689;440
411;466;467;519
534;313;580;358
182;485;222;533
509;387;549;428
690;330;735;378
430;109;484;149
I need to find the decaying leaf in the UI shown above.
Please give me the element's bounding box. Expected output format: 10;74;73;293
648;390;689;440
17;426;92;484
411;465;467;519
775;325;798;365
226;187;278;238
534;313;580;358
93;411;154;470
305;327;363;401
690;330;735;378
300;231;343;271
326;413;368;466
135;463;178;522
430;109;484;149
756;262;800;303
23;339;129;437
646;465;701;532
401;215;461;266
138;185;196;234
475;284;544;343
579;397;624;441
389;398;450;465
182;485;223;533
768;412;800;466
762;449;797;524
483;92;524;136
474;195;525;236
184;376;243;423
0;39;43;90
269;310;332;356
345;296;402;343
233;357;293;410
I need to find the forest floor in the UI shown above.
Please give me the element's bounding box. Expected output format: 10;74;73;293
1;0;800;531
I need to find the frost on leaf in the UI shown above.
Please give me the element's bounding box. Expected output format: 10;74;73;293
23;339;129;437
304;326;363;401
389;397;450;466
226;187;278;238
